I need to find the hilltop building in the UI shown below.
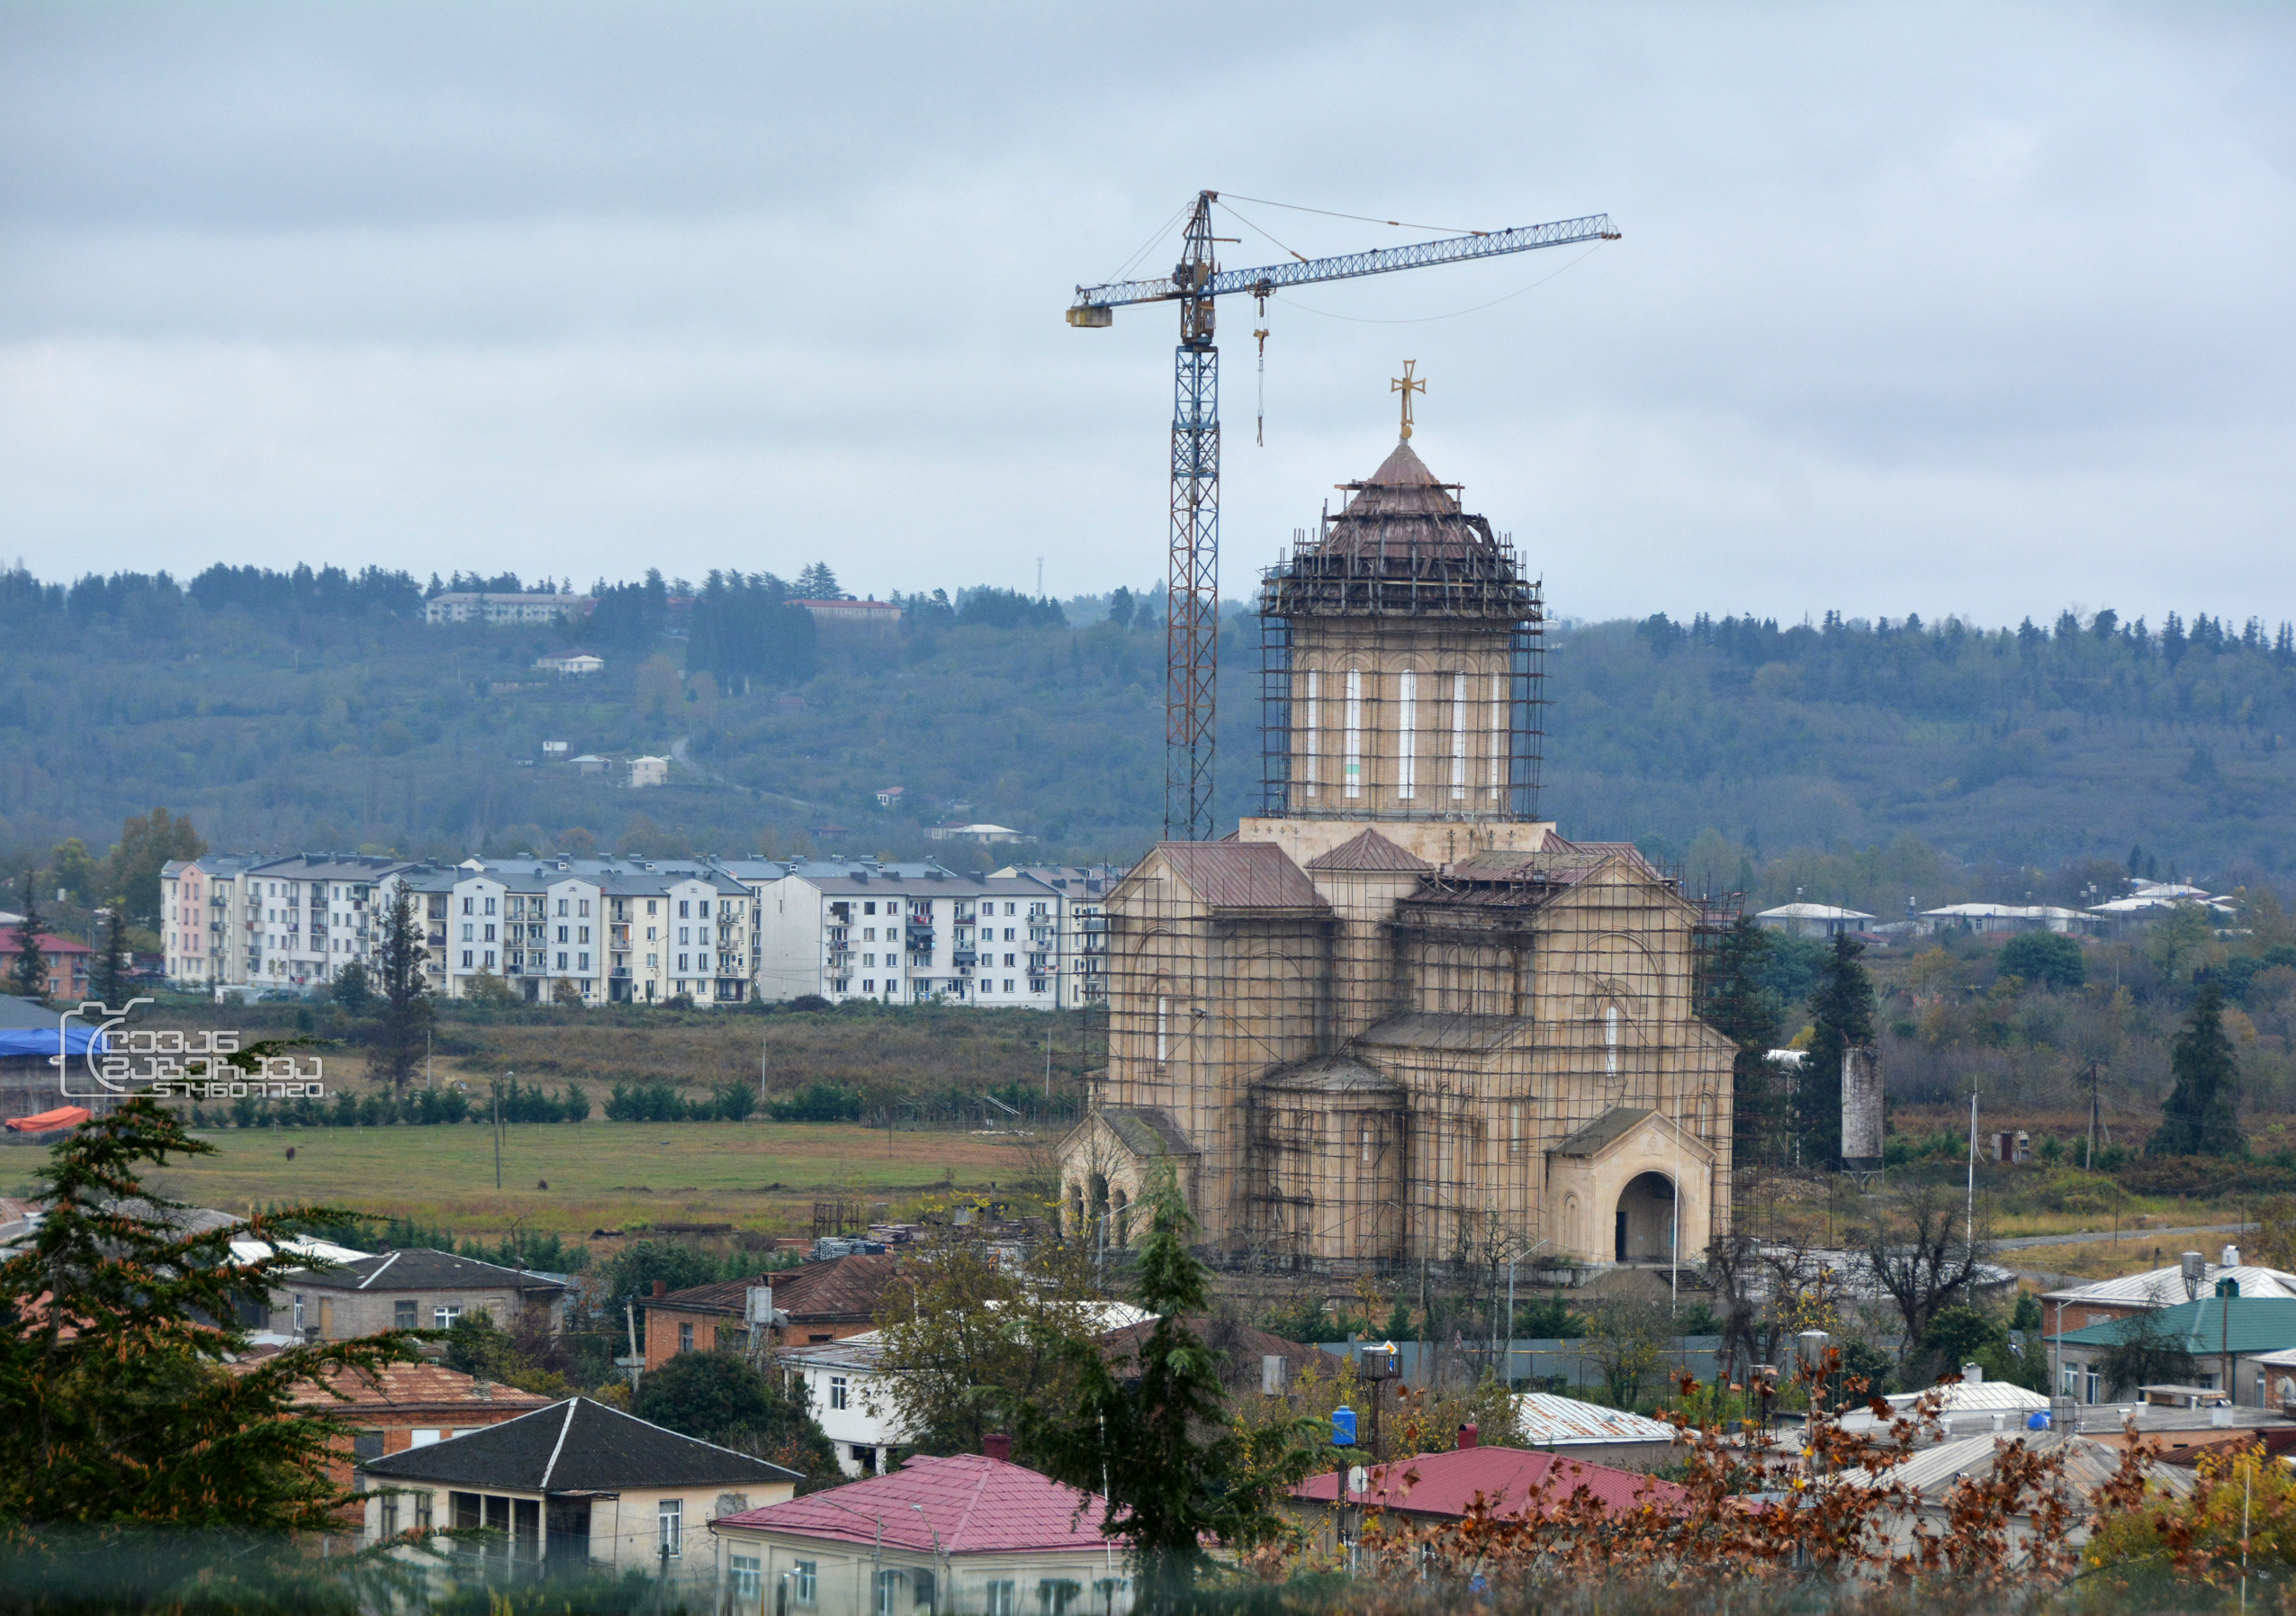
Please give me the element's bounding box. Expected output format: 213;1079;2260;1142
1057;430;1737;1270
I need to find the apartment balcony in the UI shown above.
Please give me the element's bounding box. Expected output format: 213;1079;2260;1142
905;925;934;951
951;949;977;968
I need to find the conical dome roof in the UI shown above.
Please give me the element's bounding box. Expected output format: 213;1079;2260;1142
1258;435;1538;624
1319;438;1493;563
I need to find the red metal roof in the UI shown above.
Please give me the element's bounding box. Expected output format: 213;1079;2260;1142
715;1453;1121;1555
1304;829;1435;874
1155;842;1328;912
1292;1445;1685;1519
656;1253;898;1322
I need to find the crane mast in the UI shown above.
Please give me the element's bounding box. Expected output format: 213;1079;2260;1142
1071;193;1616;843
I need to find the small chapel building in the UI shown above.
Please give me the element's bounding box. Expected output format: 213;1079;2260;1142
1057;429;1736;1271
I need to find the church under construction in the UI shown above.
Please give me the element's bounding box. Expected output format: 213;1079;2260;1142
1058;426;1738;1273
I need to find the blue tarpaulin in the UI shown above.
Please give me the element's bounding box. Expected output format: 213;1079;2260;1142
0;1026;104;1060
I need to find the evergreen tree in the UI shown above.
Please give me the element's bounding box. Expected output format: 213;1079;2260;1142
1015;1167;1325;1606
104;806;205;928
1800;934;1875;1170
793;561;843;600
372;887;431;1093
2148;980;2243;1158
12;871;48;1000
1701;916;1784;1165
93;907;130;1007
0;1099;419;1525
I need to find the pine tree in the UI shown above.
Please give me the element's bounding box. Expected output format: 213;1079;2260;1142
1016;1167;1324;1606
1701;916;1784;1166
13;871;48;1000
1800;934;1875;1169
2148;981;2243;1158
92;907;130;1007
0;1099;419;1525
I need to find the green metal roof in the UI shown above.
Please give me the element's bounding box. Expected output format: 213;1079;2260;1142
2045;1296;2296;1355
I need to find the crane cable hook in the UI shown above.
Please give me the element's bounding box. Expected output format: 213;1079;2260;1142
1253;299;1270;448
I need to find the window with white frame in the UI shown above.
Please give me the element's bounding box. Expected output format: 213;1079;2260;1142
795;1561;818;1604
657;1498;681;1557
984;1581;1015;1616
829;1376;849;1410
731;1556;761;1601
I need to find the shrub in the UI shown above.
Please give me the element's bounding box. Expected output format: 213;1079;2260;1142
1999;931;2085;991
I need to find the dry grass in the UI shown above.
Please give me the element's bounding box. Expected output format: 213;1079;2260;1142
95;1118;1045;1243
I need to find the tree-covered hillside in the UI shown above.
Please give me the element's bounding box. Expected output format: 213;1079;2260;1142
3;564;2291;907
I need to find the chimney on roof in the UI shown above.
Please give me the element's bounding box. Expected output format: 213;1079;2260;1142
653;1280;667;1298
982;1432;1012;1462
2225;1245;2243;1268
1962;1362;1983;1385
1456;1423;1478;1450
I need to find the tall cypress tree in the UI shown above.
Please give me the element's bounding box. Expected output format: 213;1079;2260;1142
2148;980;2243;1158
12;871;49;1001
1801;934;1875;1170
372;886;432;1093
1016;1167;1323;1607
1701;916;1784;1166
93;907;130;1007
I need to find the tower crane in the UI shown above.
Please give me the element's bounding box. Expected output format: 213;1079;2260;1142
1069;192;1618;842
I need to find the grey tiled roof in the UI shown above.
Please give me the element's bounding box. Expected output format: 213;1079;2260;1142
361;1396;801;1492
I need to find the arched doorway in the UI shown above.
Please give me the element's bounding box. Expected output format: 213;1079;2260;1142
1614;1171;1676;1262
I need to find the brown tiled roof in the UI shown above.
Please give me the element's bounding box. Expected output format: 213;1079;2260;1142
1098;1314;1338;1393
655;1252;898;1322
276;1360;552;1415
1304;828;1435;873
1157;842;1328;912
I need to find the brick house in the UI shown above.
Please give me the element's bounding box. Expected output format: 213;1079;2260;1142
645;1253;896;1365
260;1359;552;1499
0;931;94;1003
270;1249;569;1341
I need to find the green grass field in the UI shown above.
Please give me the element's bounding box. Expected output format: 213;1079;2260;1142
7;1119;1045;1243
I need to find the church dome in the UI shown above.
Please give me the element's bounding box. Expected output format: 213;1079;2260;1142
1259;437;1539;624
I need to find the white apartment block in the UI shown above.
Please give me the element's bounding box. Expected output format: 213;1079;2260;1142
162;854;412;994
423;592;593;626
382;858;758;1007
990;864;1125;1010
755;864;1064;1009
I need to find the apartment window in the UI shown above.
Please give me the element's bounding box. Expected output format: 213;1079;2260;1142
415;1491;434;1530
731;1556;761;1602
1004;980;1015;993
657;1498;681;1558
434;1305;461;1328
679;1323;694;1353
462;897;473;915
482;925;496;942
680;953;691;972
578;926;590;943
862;980;875;993
461;924;473;942
1037;1580;1080;1616
794;1562;818;1605
483;951;496;969
679;926;690;945
578;899;590;917
579;952;590;971
484;898;496;915
647;900;658;915
648;953;660;968
380;1495;399;1538
556;925;568;943
829;1376;849;1410
557;899;568;916
984;1582;1015;1616
461;950;473;969
556;952;569;970
394;1300;418;1330
680;900;690;918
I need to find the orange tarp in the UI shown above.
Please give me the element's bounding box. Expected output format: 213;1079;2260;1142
5;1106;90;1133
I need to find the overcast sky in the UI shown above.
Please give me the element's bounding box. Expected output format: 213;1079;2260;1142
3;3;2291;626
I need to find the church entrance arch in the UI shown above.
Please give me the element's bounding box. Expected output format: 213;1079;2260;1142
1613;1170;1676;1263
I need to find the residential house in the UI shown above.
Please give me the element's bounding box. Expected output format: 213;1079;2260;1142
992;864;1127;1009
1837;1428;2192;1561
754;865;1063;1009
791;598;903;635
1288;1431;1688;1555
424;592;595;626
267;1360;551;1498
2046;1295;2296;1408
630;755;671;789
1753;902;1876;938
874;787;905;808
923;823;1032;846
361;1396;799;1584
536;652;604;675
2042;1250;2296;1399
270;1249;569;1341
645;1253;899;1366
159;853;269;989
1920;903;2099;935
0;930;92;1002
1509;1393;1684;1471
707;1441;1130;1616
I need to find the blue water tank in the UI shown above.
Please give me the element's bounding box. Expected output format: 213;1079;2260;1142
1332;1407;1357;1447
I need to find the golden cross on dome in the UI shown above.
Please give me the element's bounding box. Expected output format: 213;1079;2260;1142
1391;360;1426;441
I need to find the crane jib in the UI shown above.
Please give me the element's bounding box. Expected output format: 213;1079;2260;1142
1069;213;1616;311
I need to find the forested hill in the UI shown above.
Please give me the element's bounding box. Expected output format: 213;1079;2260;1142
2;564;2290;916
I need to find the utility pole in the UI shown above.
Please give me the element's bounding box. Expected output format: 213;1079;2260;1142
493;1072;509;1190
2087;1061;2101;1170
1967;1091;1977;1250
